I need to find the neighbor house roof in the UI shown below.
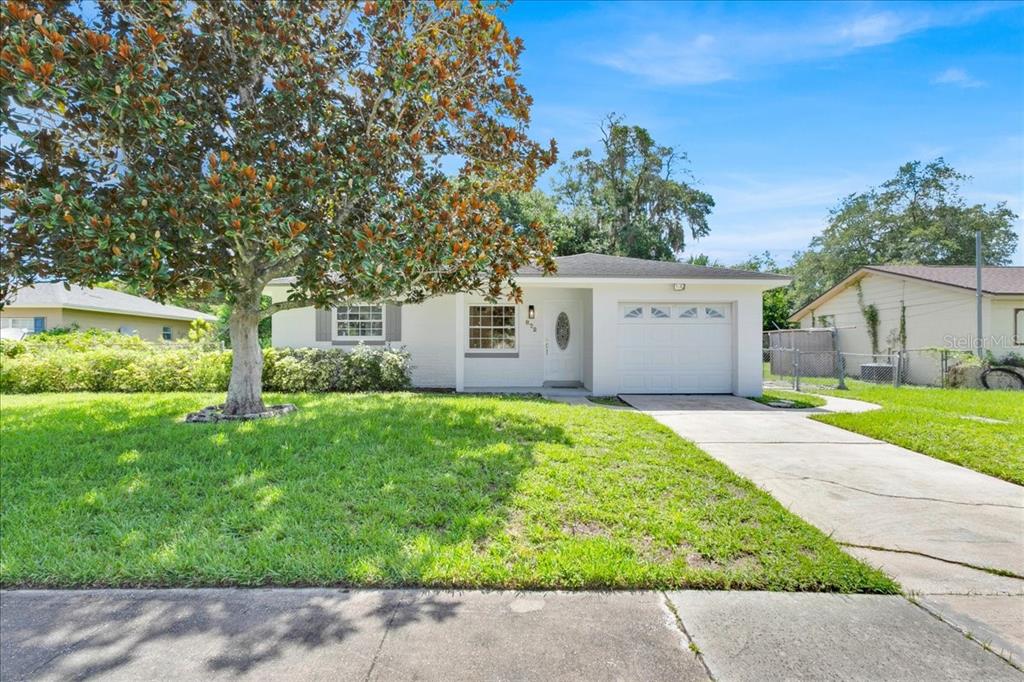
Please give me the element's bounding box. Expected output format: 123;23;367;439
518;253;791;280
6;283;217;322
790;265;1024;321
864;265;1024;295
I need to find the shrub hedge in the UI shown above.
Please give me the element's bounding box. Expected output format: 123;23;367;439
0;332;410;393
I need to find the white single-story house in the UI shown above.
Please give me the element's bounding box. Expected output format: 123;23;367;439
1;283;217;342
790;265;1024;373
266;253;790;396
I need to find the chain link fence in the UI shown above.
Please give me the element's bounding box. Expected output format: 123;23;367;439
763;346;982;391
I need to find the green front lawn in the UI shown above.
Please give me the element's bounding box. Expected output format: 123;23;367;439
0;393;893;591
812;386;1023;485
751;390;827;409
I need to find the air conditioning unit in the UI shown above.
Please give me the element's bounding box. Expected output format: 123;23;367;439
860;363;894;383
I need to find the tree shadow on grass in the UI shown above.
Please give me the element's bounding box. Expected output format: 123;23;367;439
0;392;569;587
0;393;571;676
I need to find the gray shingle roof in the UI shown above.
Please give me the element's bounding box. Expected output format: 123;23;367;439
867;265;1024;295
266;253;791;286
7;283;217;321
518;253;790;280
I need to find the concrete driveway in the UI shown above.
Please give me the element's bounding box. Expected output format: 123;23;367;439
622;393;1024;665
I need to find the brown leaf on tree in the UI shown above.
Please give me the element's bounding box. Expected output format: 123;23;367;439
7;1;33;21
145;25;165;46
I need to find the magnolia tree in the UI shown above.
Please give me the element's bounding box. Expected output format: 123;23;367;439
2;0;556;414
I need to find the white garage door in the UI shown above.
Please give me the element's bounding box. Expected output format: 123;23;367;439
616;302;734;393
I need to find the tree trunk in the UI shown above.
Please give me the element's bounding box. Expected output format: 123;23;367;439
224;300;266;416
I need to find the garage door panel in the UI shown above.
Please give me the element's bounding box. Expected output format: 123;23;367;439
616;302;733;394
645;326;674;346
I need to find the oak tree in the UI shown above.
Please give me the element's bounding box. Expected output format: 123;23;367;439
552;115;713;261
790;159;1018;306
2;0;556;414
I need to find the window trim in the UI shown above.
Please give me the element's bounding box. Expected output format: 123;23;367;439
466;303;518;353
332;303;386;341
620;305;645;320
676;305;699;319
1015;308;1024;346
1;317;39;331
161;326;173;341
649;305;672;319
619;302;731;323
703;305;728;320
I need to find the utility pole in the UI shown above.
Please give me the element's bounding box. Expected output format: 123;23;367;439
976;230;983;359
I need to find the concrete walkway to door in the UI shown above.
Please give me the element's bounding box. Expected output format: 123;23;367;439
622;394;1024;666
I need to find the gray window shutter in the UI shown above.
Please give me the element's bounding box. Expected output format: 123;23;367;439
385;304;401;342
315;308;332;342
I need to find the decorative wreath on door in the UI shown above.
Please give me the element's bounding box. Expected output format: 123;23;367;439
555;312;570;350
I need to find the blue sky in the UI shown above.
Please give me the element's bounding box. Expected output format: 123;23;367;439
502;0;1024;266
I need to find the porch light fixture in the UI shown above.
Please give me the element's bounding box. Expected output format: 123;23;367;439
673;283;686;291
528;304;535;319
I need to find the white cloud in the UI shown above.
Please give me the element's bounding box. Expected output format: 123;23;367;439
595;34;732;86
932;67;986;88
833;11;926;48
593;4;1008;86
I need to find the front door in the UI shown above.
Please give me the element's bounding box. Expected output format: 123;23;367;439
544;300;582;383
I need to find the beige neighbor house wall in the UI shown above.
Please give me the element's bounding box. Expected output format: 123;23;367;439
0;307;192;342
990;299;1024;353
0;307;63;330
797;272;1023;383
62;309;193;342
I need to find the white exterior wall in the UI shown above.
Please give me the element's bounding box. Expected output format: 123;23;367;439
266;285;456;387
267;279;773;396
589;282;765;397
400;295;457;387
581;288;594;390
463;287;589;388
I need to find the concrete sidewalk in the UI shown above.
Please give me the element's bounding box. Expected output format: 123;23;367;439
623;394;1024;666
1;589;1019;681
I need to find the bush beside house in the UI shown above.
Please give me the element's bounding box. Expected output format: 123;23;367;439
0;330;410;394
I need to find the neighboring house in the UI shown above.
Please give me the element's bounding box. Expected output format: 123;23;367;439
790;265;1024;382
266;253;790;396
1;283;217;342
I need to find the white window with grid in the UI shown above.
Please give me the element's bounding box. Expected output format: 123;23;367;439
468;304;516;351
335;304;384;339
1;317;37;331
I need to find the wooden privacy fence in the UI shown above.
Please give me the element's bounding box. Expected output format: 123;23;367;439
763;328;837;377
